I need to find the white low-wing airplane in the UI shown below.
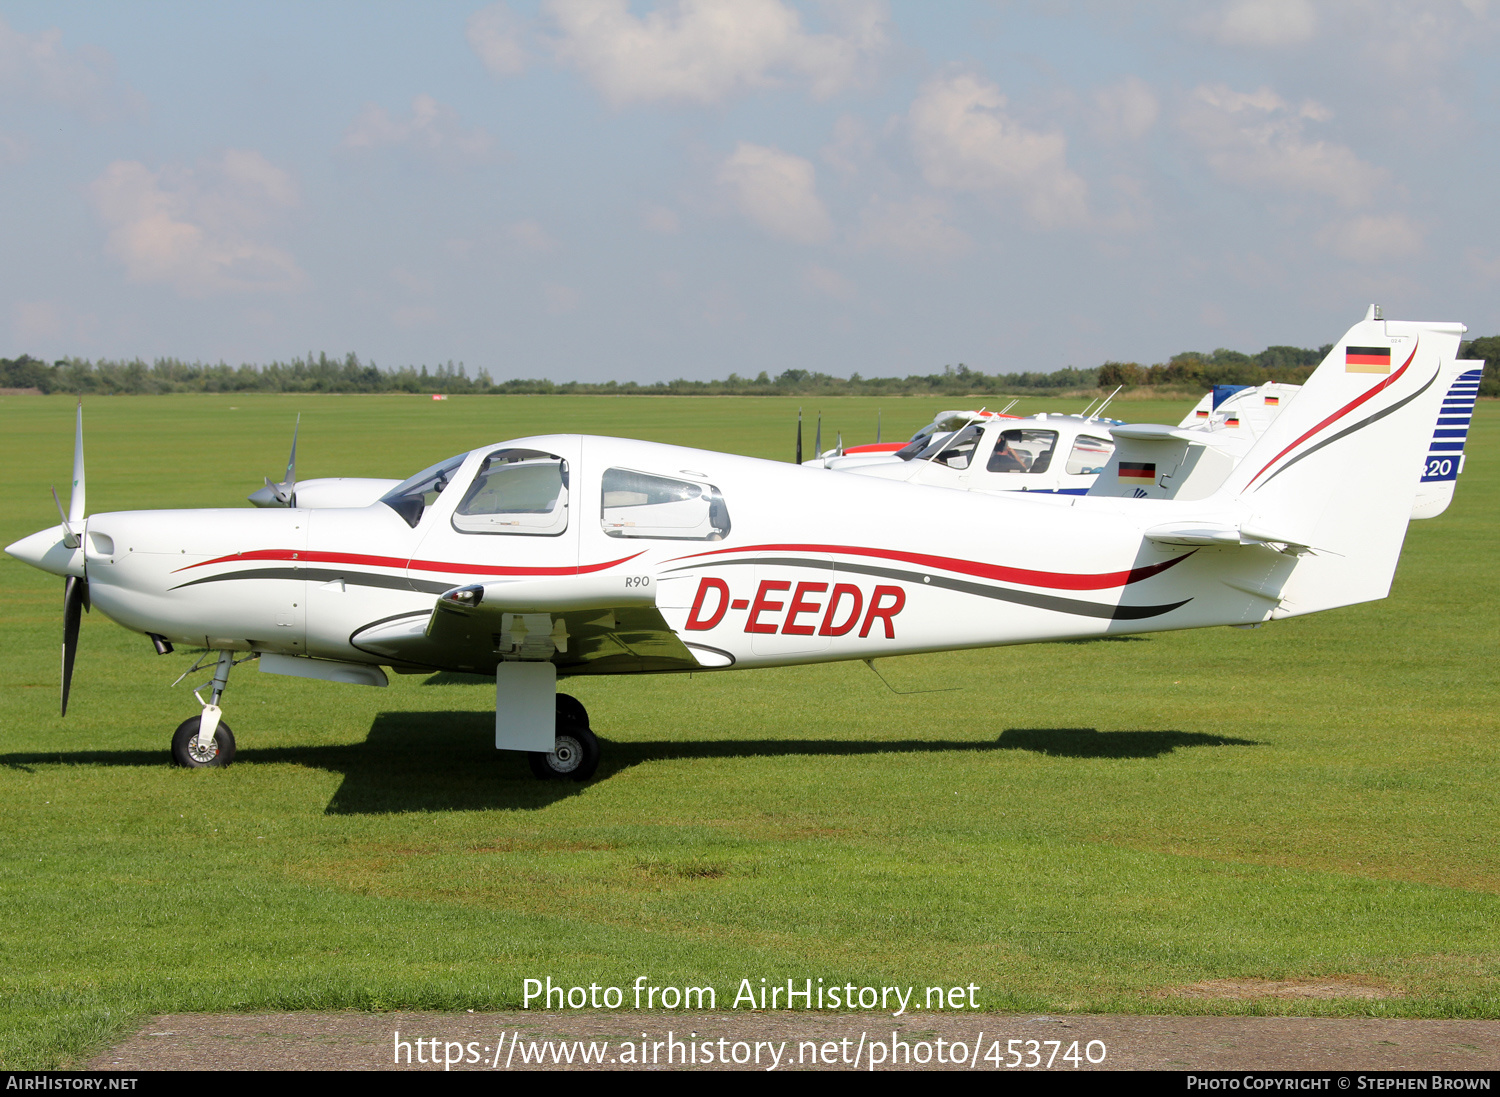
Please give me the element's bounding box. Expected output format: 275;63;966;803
4;309;1469;780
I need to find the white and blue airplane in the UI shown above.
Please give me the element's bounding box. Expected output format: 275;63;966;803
4;308;1472;781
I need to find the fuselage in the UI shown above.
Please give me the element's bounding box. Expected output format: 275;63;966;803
52;434;1285;676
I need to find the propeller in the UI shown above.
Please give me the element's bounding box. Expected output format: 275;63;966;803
252;414;300;507
62;575;85;716
835;431;844;457
57;400;88;716
795;408;803;464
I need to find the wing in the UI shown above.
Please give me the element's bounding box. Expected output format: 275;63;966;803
350;574;703;675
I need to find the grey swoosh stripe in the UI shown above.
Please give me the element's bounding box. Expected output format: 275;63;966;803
1258;369;1438;491
667;556;1190;621
171;567;452;595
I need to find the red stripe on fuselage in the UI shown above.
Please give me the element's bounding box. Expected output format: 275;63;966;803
174;549;644;577
668;543;1193;590
1245;341;1418;490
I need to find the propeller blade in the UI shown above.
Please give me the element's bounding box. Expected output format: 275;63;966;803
68;400;85;525
283;413;300;490
50;486;79;549
795;409;803;464
61;575;85;716
814;414;822;456
836;431;844;456
262;414;302;507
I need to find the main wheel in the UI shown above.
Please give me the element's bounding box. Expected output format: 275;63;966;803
528;721;600;782
171;717;236;768
556;692;590;727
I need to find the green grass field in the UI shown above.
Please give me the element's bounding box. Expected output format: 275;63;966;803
1;392;1496;1068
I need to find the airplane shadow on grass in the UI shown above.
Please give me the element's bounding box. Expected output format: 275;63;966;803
0;712;1259;815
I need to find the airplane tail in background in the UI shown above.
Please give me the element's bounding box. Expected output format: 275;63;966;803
1209;306;1467;617
1411;364;1482;519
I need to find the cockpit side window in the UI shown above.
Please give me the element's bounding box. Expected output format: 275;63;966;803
987;429;1059;474
452;449;569;535
379;453;468;528
601;468;730;540
1065;434;1114;476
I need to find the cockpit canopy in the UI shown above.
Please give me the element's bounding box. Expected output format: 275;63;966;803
380;448;570;533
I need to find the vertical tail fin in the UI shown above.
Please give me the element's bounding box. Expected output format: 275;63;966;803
1411;365;1482;519
1214;308;1466;615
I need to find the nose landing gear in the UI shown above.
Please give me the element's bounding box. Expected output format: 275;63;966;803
170;650;252;768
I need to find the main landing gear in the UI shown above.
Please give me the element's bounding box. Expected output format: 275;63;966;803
170;650;251;768
529;693;600;781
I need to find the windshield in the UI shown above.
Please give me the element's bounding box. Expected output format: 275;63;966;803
906;423;984;468
380;453;468;528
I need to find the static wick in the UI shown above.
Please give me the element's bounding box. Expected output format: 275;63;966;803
863;658;962;696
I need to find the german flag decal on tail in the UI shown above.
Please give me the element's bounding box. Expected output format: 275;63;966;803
1346;345;1392;373
1119;462;1155;482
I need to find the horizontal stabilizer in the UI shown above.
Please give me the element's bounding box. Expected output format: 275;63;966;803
1145;521;1316;552
1144;522;1242;547
1111;424;1225;444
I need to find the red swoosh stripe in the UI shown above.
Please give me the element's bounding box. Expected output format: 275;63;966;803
1246;341;1418;489
668;543;1192;590
174;549;643;577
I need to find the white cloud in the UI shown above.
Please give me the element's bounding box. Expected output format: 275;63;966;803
855;196;970;258
802;263;855;301
908;73;1088;228
342;95;494;161
88;151;305;295
1093;76;1159;141
1180;84;1385;207
718;142;832;244
541;0;888;106
467;2;528;76
1199;0;1318;47
821;113;874;176
0;16;144;122
1316;213;1423;260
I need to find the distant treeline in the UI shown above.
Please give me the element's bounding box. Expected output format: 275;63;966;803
3;339;1497;397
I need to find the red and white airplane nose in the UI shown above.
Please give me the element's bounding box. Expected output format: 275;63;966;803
4;526;85;579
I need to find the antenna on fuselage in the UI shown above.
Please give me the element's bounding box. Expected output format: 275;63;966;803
1092;385;1124;420
795;408;803;464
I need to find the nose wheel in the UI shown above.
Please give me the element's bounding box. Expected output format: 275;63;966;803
171;717;236;768
528;693;600;781
169;649;252;769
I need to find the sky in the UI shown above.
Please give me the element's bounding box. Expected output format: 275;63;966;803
1;0;1497;382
